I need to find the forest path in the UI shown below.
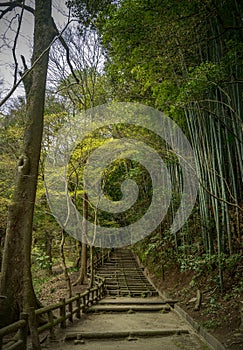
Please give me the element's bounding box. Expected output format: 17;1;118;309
45;249;210;350
94;248;159;297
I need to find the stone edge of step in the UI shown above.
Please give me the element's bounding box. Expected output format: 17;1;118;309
174;304;227;350
65;328;190;341
86;304;171;313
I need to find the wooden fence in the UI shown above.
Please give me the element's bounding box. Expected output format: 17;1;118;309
0;252;109;349
0;313;28;350
35;274;105;336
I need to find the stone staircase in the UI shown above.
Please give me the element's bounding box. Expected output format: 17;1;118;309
96;248;158;297
46;248;210;350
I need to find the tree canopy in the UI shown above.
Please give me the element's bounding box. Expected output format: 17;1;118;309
0;1;242;340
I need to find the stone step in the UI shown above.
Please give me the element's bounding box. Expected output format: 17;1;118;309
95;248;159;297
106;290;158;297
86;304;171;313
106;284;153;288
105;283;155;287
65;329;189;341
100;270;143;273
106;286;156;289
98;297;177;305
97;272;144;275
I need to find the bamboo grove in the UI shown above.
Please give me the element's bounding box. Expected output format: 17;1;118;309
67;0;243;290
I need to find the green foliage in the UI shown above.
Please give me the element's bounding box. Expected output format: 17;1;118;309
32;272;52;298
201;319;221;330
177;62;227;105
93;0;243;293
58;69;109;111
32;250;52;270
178;253;243;276
1;0;241;304
67;0;113;29
0;100;26;242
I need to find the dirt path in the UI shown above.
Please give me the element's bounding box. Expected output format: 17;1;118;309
48;336;208;350
42;249;211;349
45;296;210;350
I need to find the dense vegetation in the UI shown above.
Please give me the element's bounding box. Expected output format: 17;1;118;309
68;0;243;290
0;0;242;340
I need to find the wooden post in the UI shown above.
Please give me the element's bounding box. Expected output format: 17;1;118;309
81;295;86;313
86;289;90;308
20;312;28;350
240;301;243;331
76;293;81;319
68;301;73;323
47;311;55;340
60;298;66;328
27;308;40;350
101;281;104;297
90;289;93;305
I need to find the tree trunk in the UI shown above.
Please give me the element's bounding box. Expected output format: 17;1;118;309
0;0;54;326
73;192;88;285
74;241;82;268
60;230;72;298
45;230;53;275
89;245;94;288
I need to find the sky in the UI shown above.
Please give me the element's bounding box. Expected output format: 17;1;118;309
0;0;73;110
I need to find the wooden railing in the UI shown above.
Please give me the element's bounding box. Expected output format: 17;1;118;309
0;313;28;350
0;251;109;349
87;251;110;272
35;274;105;337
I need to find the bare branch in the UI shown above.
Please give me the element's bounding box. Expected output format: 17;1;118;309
0;1;34;19
0;0;23;6
52;19;80;84
20;55;32;96
12;6;25;85
20;55;28;71
55;81;78;94
0;19;75;108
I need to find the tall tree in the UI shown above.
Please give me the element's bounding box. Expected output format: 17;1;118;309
50;27;108;285
0;0;62;326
